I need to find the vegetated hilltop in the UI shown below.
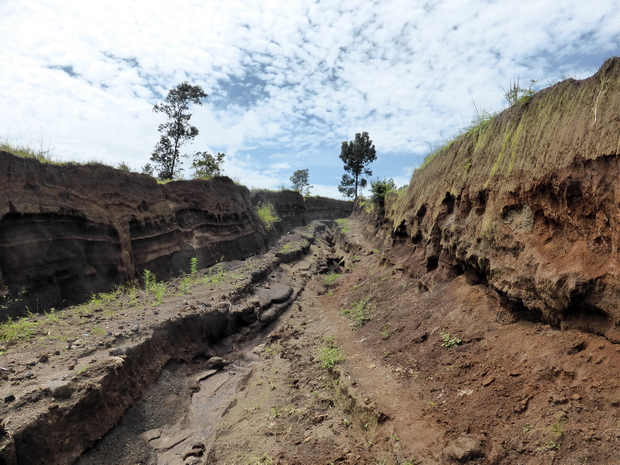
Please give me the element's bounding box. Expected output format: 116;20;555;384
385;57;620;341
0;152;352;319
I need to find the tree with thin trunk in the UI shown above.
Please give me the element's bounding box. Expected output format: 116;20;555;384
338;131;376;200
151;82;207;180
290;168;313;196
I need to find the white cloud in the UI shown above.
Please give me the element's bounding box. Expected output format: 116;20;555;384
1;0;620;193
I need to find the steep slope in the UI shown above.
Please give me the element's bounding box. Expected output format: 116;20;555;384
385;57;620;341
0;153;352;319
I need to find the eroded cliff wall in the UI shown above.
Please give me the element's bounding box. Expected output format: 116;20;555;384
0;153;352;318
384;57;620;341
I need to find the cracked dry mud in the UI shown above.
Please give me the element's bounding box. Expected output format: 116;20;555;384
3;217;620;464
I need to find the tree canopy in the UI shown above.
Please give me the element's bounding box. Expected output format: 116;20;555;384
338;131;376;200
290;168;313;196
191;151;225;179
150;82;208;180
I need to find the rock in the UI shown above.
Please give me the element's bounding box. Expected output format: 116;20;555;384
109;347;125;356
184;457;202;465
38;353;49;363
46;380;73;399
204;357;228;370
444;436;484;462
3;395;15;403
182;447;204;460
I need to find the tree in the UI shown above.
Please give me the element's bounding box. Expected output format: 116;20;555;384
290;168;313;196
151;82;208;180
191;151;225;179
338;131;377;200
370;177;396;210
141;163;155;176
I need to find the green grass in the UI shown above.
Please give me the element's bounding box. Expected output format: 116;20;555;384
0;138;57;164
323;272;341;284
318;345;345;369
341;296;373;326
143;270;167;305
255;202;280;230
0;315;38;342
279;242;294;252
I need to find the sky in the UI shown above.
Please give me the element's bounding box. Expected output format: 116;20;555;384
1;0;620;198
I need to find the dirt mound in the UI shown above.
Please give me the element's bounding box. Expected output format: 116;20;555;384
386;57;620;341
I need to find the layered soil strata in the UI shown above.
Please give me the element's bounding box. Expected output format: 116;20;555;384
385;57;620;341
0;153;351;319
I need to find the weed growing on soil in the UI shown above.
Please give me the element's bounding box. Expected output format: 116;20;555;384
190;257;199;275
279;242;293;252
341;296;373;326
440;331;461;349
336;218;350;233
380;325;390;339
0;315;38;341
247;453;274;464
255;202;280;230
323;273;341;284
318;345;345;369
143;270;167;305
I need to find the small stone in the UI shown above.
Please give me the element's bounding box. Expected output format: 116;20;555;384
25;372;35;379
153;310;159;316
204;357;228;370
109;348;124;356
182;448;204;460
3;395;15;403
38;353;49;363
46;380;73;399
184;457;202;465
48;403;59;410
131;324;139;333
443;436;484;462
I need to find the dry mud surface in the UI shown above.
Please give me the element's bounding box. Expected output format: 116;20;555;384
2;217;620;464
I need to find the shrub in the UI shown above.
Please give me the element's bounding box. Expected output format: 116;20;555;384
255;202;280;230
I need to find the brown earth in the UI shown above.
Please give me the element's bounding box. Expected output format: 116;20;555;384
3;215;620;464
0;152;352;319
385;57;620;341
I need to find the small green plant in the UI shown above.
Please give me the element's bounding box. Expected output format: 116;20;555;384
380;325;389;339
247;453;274;465
323;273;341;284
0;315;38;342
77;365;90;375
440;331;461;349
502;78;538;106
143;269;167;304
464;158;472;172
341;296;373;326
523;423;532;433
318;346;345;369
279;242;293;252
255;202;280;230
190;257;199;275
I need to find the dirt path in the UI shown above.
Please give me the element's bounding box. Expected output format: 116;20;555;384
4;216;620;464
